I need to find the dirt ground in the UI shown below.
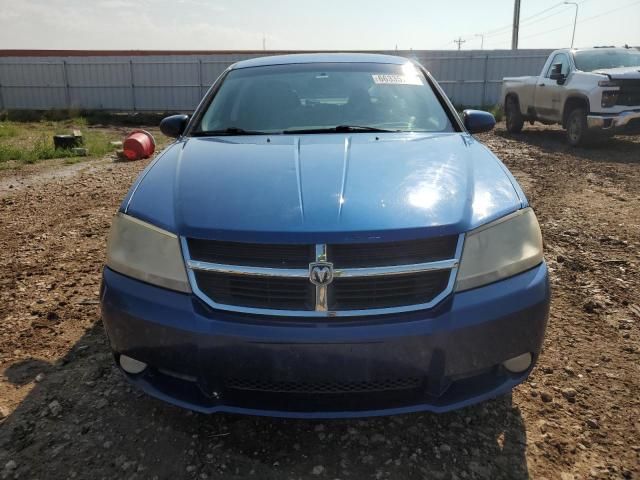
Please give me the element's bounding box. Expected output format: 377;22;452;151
0;124;638;479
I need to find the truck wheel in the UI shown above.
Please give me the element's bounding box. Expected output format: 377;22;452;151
505;97;524;133
566;108;589;147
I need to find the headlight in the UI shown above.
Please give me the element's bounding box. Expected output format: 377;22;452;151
455;208;543;292
601;90;618;108
106;213;191;292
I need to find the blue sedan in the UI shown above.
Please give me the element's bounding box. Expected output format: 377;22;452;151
101;53;550;418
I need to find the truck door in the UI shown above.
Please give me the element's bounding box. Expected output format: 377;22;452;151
534;53;571;121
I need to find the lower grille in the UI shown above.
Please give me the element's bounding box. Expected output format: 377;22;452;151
225;376;423;394
616;79;640;106
194;271;313;310
331;270;451;310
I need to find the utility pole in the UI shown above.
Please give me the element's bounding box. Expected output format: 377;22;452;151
454;37;466;50
511;0;521;49
475;34;485;50
262;33;266;51
564;1;579;48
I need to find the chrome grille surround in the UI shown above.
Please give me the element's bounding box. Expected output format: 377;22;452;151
181;234;464;317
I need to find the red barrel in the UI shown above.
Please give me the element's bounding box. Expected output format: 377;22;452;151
123;130;156;160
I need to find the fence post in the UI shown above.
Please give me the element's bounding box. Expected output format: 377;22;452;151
198;59;203;98
481;54;489;107
0;78;4;111
62;60;71;108
129;59;136;112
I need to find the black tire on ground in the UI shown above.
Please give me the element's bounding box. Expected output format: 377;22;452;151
566;108;591;147
505;96;524;133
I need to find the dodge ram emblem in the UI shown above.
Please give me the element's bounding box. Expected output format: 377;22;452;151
309;262;334;286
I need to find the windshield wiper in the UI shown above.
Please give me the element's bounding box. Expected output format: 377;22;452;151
283;125;397;134
191;127;269;136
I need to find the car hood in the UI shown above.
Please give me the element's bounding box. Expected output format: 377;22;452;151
594;66;640;79
124;133;525;243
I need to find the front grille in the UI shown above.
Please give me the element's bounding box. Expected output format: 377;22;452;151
188;239;313;267
330;235;457;267
225;376;423;394
186;235;460;316
616;79;640;106
330;270;451;310
194;271;313;310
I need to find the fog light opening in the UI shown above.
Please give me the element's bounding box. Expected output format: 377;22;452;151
503;353;532;373
119;354;147;374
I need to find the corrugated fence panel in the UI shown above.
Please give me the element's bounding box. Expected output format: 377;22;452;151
0;61;68;109
0;50;554;110
67;62;132;109
2;87;68;109
132;61;202;110
201;60;233;97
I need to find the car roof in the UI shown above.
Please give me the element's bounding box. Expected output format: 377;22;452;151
560;47;634;54
230;53;411;70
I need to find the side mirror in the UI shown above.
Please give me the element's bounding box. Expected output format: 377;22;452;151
462;109;495;134
549;63;566;83
160;114;189;138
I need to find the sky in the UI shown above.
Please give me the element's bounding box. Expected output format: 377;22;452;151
0;0;638;51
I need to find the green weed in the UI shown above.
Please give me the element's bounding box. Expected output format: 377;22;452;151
0;120;119;164
0;122;18;138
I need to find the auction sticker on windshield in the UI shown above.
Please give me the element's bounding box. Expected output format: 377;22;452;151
372;74;423;85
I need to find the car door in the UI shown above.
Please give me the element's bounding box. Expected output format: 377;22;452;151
534;53;571;121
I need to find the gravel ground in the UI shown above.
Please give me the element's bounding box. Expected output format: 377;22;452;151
0;124;638;479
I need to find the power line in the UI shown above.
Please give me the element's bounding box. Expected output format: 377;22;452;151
519;21;575;40
481;1;567;38
575;0;640;24
447;2;570;48
485;4;581;39
440;0;572;50
486;0;594;40
438;0;635;50
520;0;640;40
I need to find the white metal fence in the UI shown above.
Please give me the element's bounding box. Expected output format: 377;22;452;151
0;50;553;111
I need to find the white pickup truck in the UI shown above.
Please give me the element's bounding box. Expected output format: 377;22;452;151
502;47;640;146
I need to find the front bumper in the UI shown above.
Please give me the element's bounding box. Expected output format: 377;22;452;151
587;109;640;132
100;263;550;418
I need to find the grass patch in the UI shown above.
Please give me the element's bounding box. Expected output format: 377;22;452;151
486;104;504;123
0;118;121;165
0;122;18;139
1;109;173;126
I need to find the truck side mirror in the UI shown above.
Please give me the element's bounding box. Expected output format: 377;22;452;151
549;63;566;84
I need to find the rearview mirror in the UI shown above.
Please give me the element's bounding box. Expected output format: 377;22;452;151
549;63;566;83
462;109;495;134
160;114;189;138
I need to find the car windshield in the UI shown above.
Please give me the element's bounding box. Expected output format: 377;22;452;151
573;49;640;72
193;62;456;135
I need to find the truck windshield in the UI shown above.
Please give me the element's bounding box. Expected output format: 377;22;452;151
573;49;640;72
193;62;456;135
